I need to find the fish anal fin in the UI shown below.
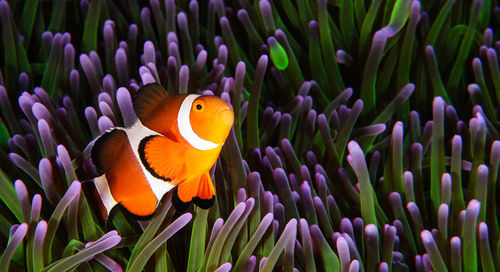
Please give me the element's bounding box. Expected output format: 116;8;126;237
133;83;169;124
91;129;128;173
119;196;157;219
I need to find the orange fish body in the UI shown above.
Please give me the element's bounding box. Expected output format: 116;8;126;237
89;83;234;220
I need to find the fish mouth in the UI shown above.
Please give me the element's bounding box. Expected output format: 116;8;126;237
217;107;234;126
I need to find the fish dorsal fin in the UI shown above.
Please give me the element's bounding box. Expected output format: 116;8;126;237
91;129;128;172
133;83;169;124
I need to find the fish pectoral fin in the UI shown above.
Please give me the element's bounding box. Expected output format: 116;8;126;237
172;173;215;212
133;83;169;124
91;129;128;172
140;135;183;181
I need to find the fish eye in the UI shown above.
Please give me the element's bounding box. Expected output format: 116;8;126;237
193;100;205;112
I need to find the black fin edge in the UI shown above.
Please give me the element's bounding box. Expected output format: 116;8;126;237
172;187;215;213
82;180;156;228
90;129;125;173
193;196;215;209
138;135;172;182
172;187;191;213
113;203;156;222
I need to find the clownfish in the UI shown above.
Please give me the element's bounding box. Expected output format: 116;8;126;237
88;83;234;220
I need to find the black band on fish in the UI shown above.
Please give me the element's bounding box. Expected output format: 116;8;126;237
138;135;172;182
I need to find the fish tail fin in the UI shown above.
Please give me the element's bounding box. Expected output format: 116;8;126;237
82;178;108;221
86;175;118;221
172;173;215;212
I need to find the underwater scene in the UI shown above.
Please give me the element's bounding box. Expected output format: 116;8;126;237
0;0;499;271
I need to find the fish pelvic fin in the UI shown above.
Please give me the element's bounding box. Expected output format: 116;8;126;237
193;173;216;209
172;173;215;212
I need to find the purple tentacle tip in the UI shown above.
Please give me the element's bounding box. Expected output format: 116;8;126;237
378;262;389;272
215;263;232;272
143;41;156;65
466;199;481;218
115;48;129;85
349;260;360;272
30;194;42;222
337;236;351;272
15;179;30;221
34;220;48;244
365;224;378;239
244;255;257;272
441;173;452;204
4;222;28;259
98;116;114;133
116;87;136;127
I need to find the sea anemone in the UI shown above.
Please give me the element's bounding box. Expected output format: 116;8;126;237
0;0;499;271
